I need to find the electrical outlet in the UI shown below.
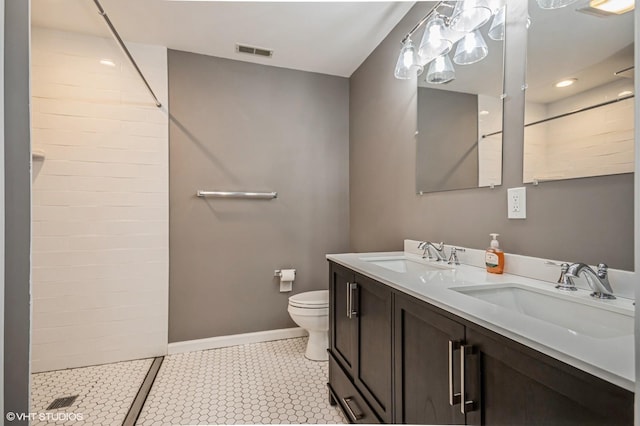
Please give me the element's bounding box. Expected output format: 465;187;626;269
508;187;526;219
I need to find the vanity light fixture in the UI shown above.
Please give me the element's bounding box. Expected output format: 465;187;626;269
418;15;453;65
99;59;116;67
426;54;456;84
394;39;423;79
396;0;585;81
488;5;506;40
453;30;489;65
555;78;577;88
536;0;579;9
589;0;635;14
395;0;504;81
449;0;492;32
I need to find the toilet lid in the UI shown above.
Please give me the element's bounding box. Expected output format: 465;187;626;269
289;290;329;308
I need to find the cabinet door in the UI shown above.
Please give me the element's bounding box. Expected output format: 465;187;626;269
465;325;633;426
394;293;466;425
353;274;393;423
329;262;357;375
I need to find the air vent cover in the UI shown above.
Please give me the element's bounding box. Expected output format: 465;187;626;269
236;44;273;58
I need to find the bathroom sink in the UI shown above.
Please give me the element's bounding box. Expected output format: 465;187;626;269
361;256;454;273
452;284;633;339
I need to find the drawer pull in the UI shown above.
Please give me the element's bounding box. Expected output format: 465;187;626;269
460;344;477;414
348;282;358;318
448;340;461;406
346;282;351;319
342;396;364;421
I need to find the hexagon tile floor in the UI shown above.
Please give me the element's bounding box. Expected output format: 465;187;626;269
30;358;153;425
30;337;346;425
137;337;346;425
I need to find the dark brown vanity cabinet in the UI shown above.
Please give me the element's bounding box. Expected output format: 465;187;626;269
394;292;633;426
328;261;633;425
394;293;466;425
328;262;393;423
464;326;634;426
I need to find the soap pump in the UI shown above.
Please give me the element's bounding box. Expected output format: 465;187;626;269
485;233;504;274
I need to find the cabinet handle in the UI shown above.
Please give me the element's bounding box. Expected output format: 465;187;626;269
448;340;461;406
342;396;364;421
346;282;351;319
460;344;477;414
349;282;358;318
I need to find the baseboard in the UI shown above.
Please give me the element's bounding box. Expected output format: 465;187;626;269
167;327;308;355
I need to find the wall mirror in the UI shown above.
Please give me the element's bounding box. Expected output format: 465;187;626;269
415;2;505;194
523;0;634;184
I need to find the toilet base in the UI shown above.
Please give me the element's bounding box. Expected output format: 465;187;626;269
305;330;328;361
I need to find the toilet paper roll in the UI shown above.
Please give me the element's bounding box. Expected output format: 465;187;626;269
280;269;296;282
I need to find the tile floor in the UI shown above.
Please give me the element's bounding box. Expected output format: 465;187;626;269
30;358;153;425
137;337;345;425
30;337;346;425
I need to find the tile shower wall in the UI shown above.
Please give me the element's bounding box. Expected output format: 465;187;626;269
30;28;169;372
524;79;634;182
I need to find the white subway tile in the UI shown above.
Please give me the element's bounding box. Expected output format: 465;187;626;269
32;261;167;283
31;28;169;369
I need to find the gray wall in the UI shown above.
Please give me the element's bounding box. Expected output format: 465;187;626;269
417;87;478;193
350;0;634;270
4;0;31;420
168;50;350;342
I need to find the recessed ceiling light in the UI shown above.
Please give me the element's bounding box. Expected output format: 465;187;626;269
479;110;490;115
555;78;577;88
618;90;634;97
99;59;116;67
589;0;634;14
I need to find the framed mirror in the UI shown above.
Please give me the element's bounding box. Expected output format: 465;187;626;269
523;0;634;184
416;2;505;194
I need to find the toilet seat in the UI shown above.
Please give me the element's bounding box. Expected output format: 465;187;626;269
288;290;329;309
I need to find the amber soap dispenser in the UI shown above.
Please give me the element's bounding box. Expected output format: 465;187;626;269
485;233;504;274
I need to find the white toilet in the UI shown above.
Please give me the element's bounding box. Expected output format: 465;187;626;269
288;290;329;361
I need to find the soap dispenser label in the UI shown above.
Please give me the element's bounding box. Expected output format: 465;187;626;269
485;252;499;268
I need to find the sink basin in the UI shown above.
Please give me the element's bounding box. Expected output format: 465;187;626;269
452;284;633;339
361;256;454;273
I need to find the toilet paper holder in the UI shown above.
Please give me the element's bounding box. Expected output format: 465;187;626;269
274;269;293;277
275;269;295;293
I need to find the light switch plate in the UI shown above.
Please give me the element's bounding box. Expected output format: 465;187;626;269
508;187;526;219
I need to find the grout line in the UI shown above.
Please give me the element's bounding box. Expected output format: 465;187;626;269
122;356;164;426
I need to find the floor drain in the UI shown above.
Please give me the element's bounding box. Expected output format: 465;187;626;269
47;395;78;410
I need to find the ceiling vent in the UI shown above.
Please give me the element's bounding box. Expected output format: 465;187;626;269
235;44;273;58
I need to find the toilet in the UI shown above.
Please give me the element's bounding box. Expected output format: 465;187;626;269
288;290;329;361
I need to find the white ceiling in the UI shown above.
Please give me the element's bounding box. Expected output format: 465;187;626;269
526;0;634;103
31;0;415;78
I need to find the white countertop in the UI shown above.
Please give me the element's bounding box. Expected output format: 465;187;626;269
327;251;635;391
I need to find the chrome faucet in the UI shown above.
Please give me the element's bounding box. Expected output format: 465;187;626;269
545;261;576;291
418;241;447;261
565;263;616;300
447;247;466;265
